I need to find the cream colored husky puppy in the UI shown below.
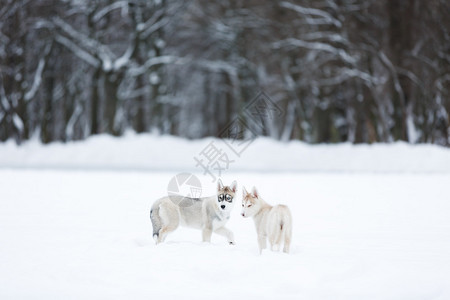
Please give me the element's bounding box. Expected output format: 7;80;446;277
150;179;237;245
241;186;292;254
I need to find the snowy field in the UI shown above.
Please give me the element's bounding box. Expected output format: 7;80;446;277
1;134;450;299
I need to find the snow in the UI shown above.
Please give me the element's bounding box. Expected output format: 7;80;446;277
280;1;342;28
273;38;356;65
1;134;450;299
0;132;449;172
24;58;46;101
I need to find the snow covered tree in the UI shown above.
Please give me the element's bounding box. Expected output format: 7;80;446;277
0;0;449;145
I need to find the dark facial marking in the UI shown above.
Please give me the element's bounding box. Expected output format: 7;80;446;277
218;193;233;203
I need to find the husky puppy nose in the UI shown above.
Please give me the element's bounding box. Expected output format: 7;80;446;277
221;205;226;209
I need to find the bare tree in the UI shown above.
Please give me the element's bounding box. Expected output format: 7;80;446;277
0;0;448;145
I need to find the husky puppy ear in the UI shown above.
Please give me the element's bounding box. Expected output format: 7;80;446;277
242;186;248;196
217;179;224;191
230;180;237;193
251;186;259;198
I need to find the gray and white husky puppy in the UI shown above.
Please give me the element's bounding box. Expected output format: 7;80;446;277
150;179;237;245
241;186;292;254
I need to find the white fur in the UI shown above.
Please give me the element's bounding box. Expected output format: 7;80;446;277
241;186;292;254
150;179;237;245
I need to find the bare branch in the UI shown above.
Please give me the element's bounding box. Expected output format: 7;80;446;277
273;38;356;65
54;34;100;68
92;1;128;23
280;1;342;28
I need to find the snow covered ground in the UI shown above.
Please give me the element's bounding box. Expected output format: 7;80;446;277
1;132;450;173
1;134;450;299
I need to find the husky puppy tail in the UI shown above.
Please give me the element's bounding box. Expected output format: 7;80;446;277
150;202;162;243
270;205;292;253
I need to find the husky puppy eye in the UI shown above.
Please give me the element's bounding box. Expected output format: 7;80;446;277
218;194;224;201
226;195;232;202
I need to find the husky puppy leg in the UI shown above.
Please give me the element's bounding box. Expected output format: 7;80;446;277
282;208;293;253
283;223;292;253
156;201;180;244
257;234;267;254
214;227;235;245
202;227;213;242
201;203;214;242
267;221;281;251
